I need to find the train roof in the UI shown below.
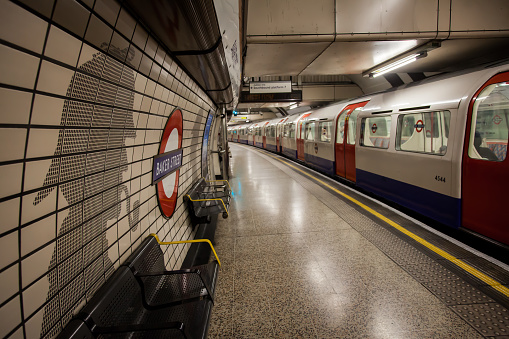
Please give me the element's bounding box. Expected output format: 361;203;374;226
362;62;509;115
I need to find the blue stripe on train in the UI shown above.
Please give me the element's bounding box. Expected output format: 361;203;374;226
305;153;335;175
266;143;277;152
356;169;461;228
282;148;297;159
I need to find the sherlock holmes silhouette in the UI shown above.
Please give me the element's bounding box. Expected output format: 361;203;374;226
34;43;140;336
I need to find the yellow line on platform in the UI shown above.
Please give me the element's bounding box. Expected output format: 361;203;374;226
259;150;509;297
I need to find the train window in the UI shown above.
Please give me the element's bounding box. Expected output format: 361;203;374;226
305;122;316;141
361;116;391;148
396;111;451;155
468;82;509;161
336;113;347;144
268;126;276;137
319;121;332;142
346;108;362;145
289;124;295;138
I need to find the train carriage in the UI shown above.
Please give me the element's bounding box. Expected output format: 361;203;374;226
230;63;509;246
354;65;508;244
238;123;251;144
264;118;284;152
280;112;312;160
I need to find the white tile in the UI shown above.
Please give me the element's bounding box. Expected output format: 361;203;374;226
127;45;142;69
21;190;56;225
109;32;129;60
85;14;113;50
82;0;94;7
0;1;48;53
0;264;18;305
26;128;60;159
22;275;50;318
118;228;130;254
154;46;165;65
24;159;53;193
0;296;21;338
0;231;18;271
149;63;161;81
78;43;102;69
140;96;152;113
45;25;82;67
132;24;148;50
0;128;27;162
8;326;24;339
0;198;19;234
21;215;56;256
116;8;136;39
0;88;32;125
144;36;157;58
53;0;90;38
21;244;54;288
24;306;44;339
139;53;152;75
0;44;39;89
31;94;65;126
36;61;75;96
94;0;120;26
134;74;147;93
0;163;23;199
144;79;156;96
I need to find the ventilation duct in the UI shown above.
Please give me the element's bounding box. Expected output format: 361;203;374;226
125;0;233;107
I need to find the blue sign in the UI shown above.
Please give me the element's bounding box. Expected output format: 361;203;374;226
152;148;183;184
202;112;214;177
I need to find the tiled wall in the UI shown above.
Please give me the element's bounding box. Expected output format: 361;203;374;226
0;0;218;337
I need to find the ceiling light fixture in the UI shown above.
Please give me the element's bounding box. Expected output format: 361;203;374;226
370;52;426;78
363;40;441;78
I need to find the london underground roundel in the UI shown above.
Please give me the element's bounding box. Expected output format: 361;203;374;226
153;108;183;218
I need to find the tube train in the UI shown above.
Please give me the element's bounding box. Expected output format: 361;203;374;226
228;63;509;246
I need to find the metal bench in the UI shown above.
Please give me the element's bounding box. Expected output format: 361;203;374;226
184;178;232;224
58;234;221;339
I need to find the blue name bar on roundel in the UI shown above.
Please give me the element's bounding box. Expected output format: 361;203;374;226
152;148;183;184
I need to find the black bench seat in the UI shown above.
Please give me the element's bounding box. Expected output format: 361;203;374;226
124;235;220;306
184;178;232;223
58;234;220;339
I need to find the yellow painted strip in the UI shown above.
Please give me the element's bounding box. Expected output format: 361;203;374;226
260;150;509;297
149;233;221;267
185;195;229;217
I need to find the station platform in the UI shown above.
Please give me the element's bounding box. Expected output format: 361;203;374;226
207;143;509;338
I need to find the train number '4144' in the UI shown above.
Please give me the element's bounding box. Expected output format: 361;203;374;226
435;175;446;183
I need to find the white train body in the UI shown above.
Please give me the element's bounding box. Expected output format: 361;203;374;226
228;63;509;245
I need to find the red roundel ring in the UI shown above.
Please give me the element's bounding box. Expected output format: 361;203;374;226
157;108;183;218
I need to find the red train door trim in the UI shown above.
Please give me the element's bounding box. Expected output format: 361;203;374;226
462;71;509;245
335;101;369;181
297;113;312;160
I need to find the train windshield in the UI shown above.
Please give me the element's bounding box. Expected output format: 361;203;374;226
468;82;509;161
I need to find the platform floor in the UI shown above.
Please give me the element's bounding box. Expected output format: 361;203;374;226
207;143;509;338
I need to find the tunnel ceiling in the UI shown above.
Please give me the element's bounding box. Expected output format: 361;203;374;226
238;0;509;115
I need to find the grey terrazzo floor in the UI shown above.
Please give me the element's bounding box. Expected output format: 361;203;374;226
206;143;502;338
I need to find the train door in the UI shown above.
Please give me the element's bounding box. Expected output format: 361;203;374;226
297;113;312;160
462;72;509;245
276;118;285;152
335;101;369;181
262;122;269;148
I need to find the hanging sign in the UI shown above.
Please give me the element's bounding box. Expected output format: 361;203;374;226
250;81;292;93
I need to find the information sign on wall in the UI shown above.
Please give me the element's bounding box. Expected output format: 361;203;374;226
154;108;183;218
202;111;214;177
